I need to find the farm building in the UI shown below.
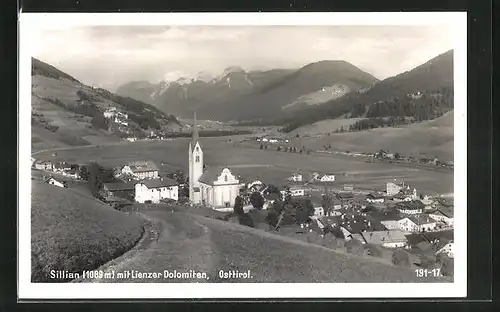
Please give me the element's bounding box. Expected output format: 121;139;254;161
34;160;53;171
44;177;66;188
435;240;454;258
121;160;159;180
314;206;324;218
288;173;303;182
366;193;385;203
429;206;454;227
361;230;408;248
318;174;335;182
380;220;400;230
396;200;425;214
398;215;437;233
102;182;135;199
135;178;179;204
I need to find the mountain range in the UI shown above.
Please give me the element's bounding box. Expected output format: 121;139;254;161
116;60;380;121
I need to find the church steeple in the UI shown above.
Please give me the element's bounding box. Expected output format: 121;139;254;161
191;111;199;151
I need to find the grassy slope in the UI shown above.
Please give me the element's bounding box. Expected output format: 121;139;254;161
289;118;364;137
31;181;145;282
301;111;454;161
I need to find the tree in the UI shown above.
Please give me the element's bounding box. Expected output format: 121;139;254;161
296;133;300;138
321;188;334;216
91;111;109;130
392;249;410;266
250;192;265;209
238;213;255;227
294;199;314;225
234;196;244;216
260;144;263;149
394;152;401;159
265;210;279;228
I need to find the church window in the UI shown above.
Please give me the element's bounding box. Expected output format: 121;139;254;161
196;146;199;151
224;175;228;182
195;155;200;162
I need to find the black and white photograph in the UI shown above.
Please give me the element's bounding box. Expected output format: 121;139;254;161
18;12;467;299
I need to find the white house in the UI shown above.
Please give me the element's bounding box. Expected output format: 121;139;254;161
429;207;454;227
366;193;385;203
126;137;137;142
134;178;179;203
318;174;335;182
361;230;408;248
435;240;454;258
386;181;403;196
380;220;400;230
35;160;53;171
314;206;324;218
281;185;306;199
288;173;303;182
398;215;437;233
396;200;425;214
121;161;159;180
45;177;66;188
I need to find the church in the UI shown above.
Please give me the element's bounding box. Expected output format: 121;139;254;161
188;113;245;209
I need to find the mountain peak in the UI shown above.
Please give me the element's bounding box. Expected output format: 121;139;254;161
222;66;245;76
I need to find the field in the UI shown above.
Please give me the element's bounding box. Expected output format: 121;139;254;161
289;117;363;137
31;181;145;282
33;135;453;195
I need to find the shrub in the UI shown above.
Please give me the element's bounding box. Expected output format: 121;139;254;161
238;213;255;228
345;239;364;256
234;196;244;216
392;249;410;266
364;244;383;258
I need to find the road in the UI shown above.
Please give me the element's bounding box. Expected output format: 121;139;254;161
78;210;447;283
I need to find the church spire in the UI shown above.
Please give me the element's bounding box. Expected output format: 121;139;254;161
191;111;199;151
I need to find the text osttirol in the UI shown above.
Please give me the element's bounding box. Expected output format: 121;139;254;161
218;270;252;279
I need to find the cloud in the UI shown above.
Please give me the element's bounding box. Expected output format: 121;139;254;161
31;25;454;90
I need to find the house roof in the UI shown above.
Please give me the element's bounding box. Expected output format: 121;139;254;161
405;214;436;225
437;206;454;218
396;200;425;210
421;230;454;243
103;182;135;191
337;192;354;200
367;193;384;199
405;233;429;246
137;177;178;188
361;230;408;245
126;161;159;173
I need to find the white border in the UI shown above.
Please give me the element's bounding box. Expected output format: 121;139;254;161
18;12;467;299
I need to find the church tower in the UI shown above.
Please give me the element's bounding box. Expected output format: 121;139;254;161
188;112;203;204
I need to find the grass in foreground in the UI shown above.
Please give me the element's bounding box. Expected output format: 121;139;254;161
31;181;145;282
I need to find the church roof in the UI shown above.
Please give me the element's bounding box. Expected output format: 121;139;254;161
198;166;239;185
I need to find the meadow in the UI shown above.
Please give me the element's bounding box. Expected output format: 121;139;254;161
31;181;145;282
34;136;453;195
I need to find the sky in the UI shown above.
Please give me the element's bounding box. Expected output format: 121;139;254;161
31;25;454;91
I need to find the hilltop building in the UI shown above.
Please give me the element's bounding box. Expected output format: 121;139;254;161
135;178;179;203
188;112;244;209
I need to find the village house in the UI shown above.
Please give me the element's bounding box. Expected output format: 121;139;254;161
332;198;343;210
380;220;400;230
314;206;324;218
398;215;437;233
337;192;354;202
361;230;408;248
135;178;179;204
366;193;385;203
386;181;404;196
396;200;425;214
34;160;53;171
44;176;66;188
434;239;454;258
102;182;135;199
429;206;454;227
288;173;303;182
343;184;354;191
318;174;336;182
121;161;159;180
